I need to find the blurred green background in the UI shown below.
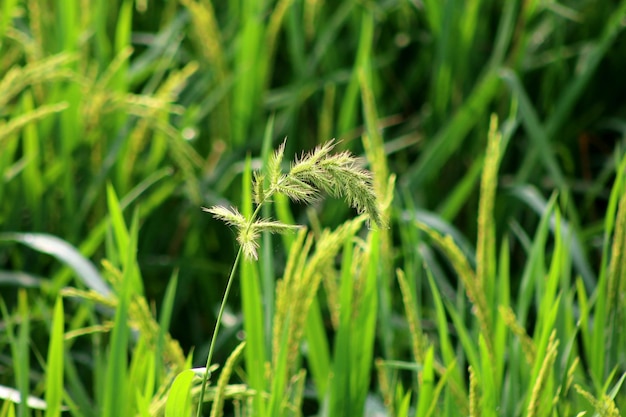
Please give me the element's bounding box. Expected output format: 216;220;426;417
1;0;626;413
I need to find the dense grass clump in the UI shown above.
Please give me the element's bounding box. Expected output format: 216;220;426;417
1;1;626;416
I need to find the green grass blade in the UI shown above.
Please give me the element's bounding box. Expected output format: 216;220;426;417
500;69;568;195
44;297;64;417
350;230;381;415
436;155;484;222
604;179;626;379
18;291;30;417
493;238;511;391
260;117;276;356
106;183;144;295
328;237;356;416
475;115;504;349
442;297;480;379
0;0;18;44
402;71;500;188
165;370;195;417
478;335;497;417
267;316;291;417
106;183;130;265
231;0;264;145
210;341;246;417
598;154;626;284
303;294;331;400
588;155;626;387
425;270;467;413
20;92;43;226
0;400;16;417
415;347;435;417
114;0;133;65
510;185;595;292
156;269;179;386
9;291;30;417
510;189;556;325
358;13;395;359
536;208;564;340
127;337;153;415
240;155;267;417
0;233;110;296
101;209;140;417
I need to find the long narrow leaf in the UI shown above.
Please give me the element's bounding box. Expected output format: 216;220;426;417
44;297;65;417
0;233;110;296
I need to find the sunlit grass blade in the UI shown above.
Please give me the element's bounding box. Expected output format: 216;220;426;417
112;0;132;91
331;1;360;136
210;341;246;417
132;338;155;417
425;269;467;414
303;294;331;401
106;183;144;295
417;223;492;348
231;0;264;145
414;347;435;417
353;230;380;415
478;335;497;415
0;292;30;417
106;183;130;265
396;269;426;367
510;189;556;323
0;232;110;296
526;332;559;417
165;370;195;417
239;155;267;417
260;118;277;356
0;397;15;417
101;208;140;417
603;169;626;372
20;92;43;226
44;297;64;417
267;318;290;417
493;238;511;392
358;16;394;357
156;269;179;387
328;235;357;416
0;0;17;44
475;114;504;353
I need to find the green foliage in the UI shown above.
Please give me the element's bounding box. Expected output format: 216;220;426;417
2;1;626;416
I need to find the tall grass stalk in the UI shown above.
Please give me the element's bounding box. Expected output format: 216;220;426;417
196;139;382;415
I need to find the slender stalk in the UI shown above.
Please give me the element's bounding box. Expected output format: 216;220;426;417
196;245;243;417
196;140;382;414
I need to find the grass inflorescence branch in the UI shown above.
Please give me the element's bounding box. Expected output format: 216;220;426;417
205;139;383;261
195;139;382;415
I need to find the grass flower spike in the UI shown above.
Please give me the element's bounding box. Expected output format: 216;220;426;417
196;139;382;415
202;205;300;260
205;139;383;260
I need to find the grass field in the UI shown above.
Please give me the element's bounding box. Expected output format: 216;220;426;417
1;1;626;416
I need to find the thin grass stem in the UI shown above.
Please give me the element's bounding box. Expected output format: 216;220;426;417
197;201;265;415
196;245;242;417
